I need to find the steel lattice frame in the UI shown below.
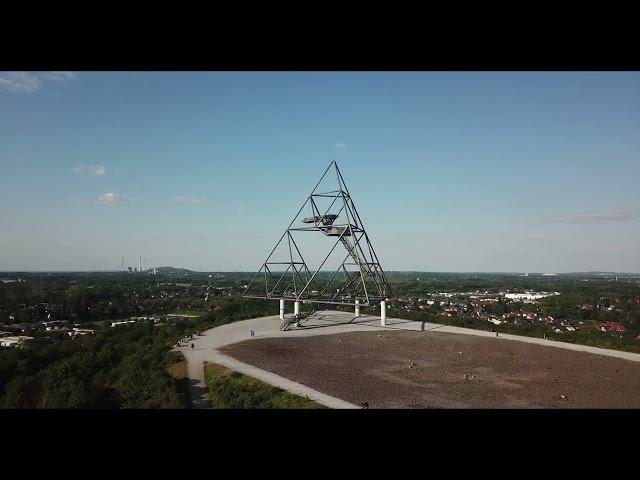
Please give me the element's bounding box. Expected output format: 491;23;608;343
242;161;392;306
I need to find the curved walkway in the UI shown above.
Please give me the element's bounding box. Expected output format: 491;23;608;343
174;310;640;409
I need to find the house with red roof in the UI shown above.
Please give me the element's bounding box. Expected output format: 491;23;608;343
594;321;626;333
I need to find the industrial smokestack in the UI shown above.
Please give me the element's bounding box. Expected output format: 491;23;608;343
121;256;124;272
139;256;142;273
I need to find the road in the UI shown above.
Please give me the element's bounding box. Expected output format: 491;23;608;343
174;310;640;409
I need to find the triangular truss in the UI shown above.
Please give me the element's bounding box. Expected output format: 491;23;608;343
243;161;391;306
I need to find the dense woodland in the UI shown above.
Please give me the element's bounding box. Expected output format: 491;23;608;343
0;272;276;408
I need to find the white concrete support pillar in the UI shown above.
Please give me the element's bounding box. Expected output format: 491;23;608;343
279;299;285;320
294;301;300;317
355;299;360;317
380;300;387;326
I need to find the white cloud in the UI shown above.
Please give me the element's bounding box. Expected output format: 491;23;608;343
335;143;348;149
72;165;107;176
540;208;636;224
0;72;41;93
40;71;77;81
97;193;131;205
173;196;207;205
0;71;77;94
90;166;107;176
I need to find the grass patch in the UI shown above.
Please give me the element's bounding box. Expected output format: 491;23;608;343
203;363;326;409
167;352;190;408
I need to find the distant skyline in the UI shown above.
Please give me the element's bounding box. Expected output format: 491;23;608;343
1;71;639;272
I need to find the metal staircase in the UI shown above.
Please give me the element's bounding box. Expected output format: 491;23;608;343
340;236;369;277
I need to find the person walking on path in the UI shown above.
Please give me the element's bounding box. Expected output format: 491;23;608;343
191;343;194;350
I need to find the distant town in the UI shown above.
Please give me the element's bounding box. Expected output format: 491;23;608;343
2;269;639;349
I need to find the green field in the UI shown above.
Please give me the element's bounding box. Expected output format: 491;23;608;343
203;363;326;409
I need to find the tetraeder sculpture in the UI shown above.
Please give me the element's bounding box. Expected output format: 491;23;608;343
243;161;392;325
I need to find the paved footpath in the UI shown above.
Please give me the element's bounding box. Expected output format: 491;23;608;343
174;310;640;409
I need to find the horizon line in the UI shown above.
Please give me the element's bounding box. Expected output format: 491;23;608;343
1;269;639;276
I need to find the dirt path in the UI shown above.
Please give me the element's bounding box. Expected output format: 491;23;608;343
222;330;640;408
175;310;640;409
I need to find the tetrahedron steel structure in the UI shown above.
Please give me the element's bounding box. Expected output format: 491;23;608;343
243;161;391;306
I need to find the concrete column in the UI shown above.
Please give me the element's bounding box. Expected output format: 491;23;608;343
380;300;386;326
294;301;300;317
279;299;285;320
355;299;360;317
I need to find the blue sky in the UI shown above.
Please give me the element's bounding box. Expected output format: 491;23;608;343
1;71;639;272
